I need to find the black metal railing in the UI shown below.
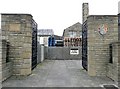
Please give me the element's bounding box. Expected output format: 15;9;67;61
82;21;88;71
32;20;37;70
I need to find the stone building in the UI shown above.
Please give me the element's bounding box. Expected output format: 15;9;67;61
1;14;37;81
63;22;82;47
82;3;119;86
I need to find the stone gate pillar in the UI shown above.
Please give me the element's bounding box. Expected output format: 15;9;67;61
86;15;118;76
1;14;37;76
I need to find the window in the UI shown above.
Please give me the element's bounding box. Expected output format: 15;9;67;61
109;44;113;63
80;32;82;38
69;31;76;38
6;42;10;63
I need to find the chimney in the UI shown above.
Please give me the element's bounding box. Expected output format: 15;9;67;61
82;3;89;23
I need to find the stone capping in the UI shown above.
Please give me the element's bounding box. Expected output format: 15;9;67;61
111;42;120;44
88;15;118;17
110;42;120;45
1;13;33;17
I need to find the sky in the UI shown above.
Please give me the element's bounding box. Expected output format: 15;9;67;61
0;0;119;36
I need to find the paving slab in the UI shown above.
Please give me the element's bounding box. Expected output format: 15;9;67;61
2;60;117;87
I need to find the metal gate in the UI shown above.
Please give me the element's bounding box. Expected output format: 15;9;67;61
32;20;37;70
118;14;120;41
82;21;88;70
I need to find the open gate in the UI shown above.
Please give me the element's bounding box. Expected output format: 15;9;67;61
82;21;88;71
32;20;37;70
118;14;120;41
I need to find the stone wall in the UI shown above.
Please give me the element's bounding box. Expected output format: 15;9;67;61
2;40;13;81
107;42;120;85
87;15;118;76
1;14;36;76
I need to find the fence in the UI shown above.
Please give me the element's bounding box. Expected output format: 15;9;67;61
47;46;82;60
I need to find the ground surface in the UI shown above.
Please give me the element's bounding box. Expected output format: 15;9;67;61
2;60;116;87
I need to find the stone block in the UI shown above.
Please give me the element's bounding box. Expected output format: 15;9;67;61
22;63;31;69
9;24;20;32
20;68;31;75
24;37;32;43
88;67;96;76
21;52;31;59
23;59;31;64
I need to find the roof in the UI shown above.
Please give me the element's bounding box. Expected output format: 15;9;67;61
37;29;54;36
53;35;63;40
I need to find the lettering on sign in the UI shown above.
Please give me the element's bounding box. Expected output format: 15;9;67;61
70;48;79;55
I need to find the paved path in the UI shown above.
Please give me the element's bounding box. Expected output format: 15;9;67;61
2;60;116;87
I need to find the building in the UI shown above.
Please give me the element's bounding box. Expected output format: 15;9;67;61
37;29;54;46
82;3;119;86
48;35;63;47
63;22;82;47
1;13;37;81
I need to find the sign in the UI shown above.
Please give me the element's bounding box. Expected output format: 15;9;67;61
98;24;108;35
70;48;79;55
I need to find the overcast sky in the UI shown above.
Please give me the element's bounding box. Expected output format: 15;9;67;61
0;0;119;36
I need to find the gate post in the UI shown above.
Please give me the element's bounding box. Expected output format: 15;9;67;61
41;45;44;62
